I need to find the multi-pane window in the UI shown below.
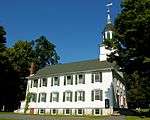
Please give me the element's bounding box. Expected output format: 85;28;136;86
75;91;85;101
64;109;72;115
40;78;47;87
30;93;37;102
33;79;38;87
51;76;59;86
91;89;103;101
64;75;73;85
51;109;58;114
75;74;85;84
38;93;47;102
77;109;84;115
63;91;72;102
91;72;102;83
50;92;59;102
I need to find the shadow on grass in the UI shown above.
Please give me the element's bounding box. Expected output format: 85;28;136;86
117;108;150;118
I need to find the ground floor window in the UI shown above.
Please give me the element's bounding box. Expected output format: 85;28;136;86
77;109;84;115
50;109;58;114
94;109;102;115
39;109;45;114
64;109;72;115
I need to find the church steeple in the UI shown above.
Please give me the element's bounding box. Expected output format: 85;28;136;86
99;1;113;61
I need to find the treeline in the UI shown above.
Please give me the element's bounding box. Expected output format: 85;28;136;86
104;0;150;108
0;26;60;111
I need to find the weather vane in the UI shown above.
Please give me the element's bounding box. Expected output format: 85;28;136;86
106;0;113;24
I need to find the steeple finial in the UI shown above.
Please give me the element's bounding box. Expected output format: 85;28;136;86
106;1;112;24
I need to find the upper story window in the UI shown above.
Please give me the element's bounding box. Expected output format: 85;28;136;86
33;79;38;87
51;76;59;86
30;93;37;102
75;74;85;84
38;92;47;102
91;72;102;83
63;91;72;102
91;89;103;101
50;92;59;102
64;75;73;85
75;91;85;102
40;78;47;87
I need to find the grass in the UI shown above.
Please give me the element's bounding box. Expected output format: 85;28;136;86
0;119;17;120
126;116;150;120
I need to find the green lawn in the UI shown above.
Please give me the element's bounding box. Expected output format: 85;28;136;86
0;119;17;120
126;116;150;120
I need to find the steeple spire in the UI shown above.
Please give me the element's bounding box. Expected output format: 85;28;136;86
106;1;112;24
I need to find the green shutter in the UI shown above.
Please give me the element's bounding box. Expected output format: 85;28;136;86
71;75;73;85
83;91;85;101
91;74;94;83
63;92;65;102
75;75;77;85
57;93;59;102
58;77;60;86
44;93;47;102
100;90;103;101
39;79;42;87
50;93;52;102
51;78;53;86
83;74;85;84
100;72;102;82
38;93;41;102
75;91;77;102
31;80;33;88
70;92;72;102
64;76;66;85
91;90;94;101
34;93;37;102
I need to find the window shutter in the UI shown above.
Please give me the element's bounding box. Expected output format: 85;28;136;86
100;90;103;101
51;78;53;86
44;93;47;102
83;74;85;84
71;75;73;85
75;75;77;85
91;74;94;83
34;93;37;102
31;80;33;88
70;92;72;102
100;72;102;82
57;93;59;102
58;78;60;86
75;91;77;102
91;90;94;101
64;76;66;85
83;91;85;101
39;79;42;87
63;92;65;102
50;93;52;102
38;93;41;102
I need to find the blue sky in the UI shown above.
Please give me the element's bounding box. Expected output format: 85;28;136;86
0;0;121;63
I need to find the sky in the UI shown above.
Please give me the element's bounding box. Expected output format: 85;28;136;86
0;0;121;63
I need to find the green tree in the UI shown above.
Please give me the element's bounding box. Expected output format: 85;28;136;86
104;0;150;107
34;36;60;68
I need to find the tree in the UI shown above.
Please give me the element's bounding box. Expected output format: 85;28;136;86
104;0;150;107
34;36;60;68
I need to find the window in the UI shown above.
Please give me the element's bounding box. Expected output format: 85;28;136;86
30;93;37;102
95;109;102;115
51;109;58;114
64;75;73;85
78;109;83;114
42;78;47;86
38;93;46;102
91;89;103;101
40;78;47;87
75;74;85;84
39;109;45;114
33;79;38;87
64;109;71;115
50;92;59;102
75;91;85;101
91;72;102;83
51;77;59;86
63;91;72;102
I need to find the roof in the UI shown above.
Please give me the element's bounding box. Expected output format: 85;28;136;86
30;59;116;79
104;23;114;32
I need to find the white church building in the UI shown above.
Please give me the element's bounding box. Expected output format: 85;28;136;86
16;3;127;115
